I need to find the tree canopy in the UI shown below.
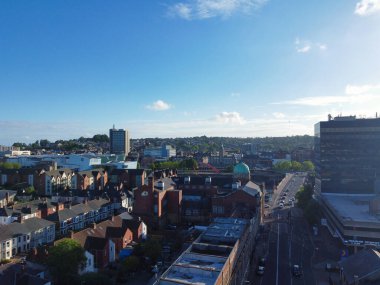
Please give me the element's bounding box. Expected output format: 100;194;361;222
0;162;21;169
47;238;86;285
152;158;198;170
295;183;320;224
273;160;315;172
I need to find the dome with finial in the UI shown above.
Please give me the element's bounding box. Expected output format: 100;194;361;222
233;162;251;183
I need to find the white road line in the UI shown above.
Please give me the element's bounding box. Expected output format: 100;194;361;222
290;216;293;285
276;222;280;285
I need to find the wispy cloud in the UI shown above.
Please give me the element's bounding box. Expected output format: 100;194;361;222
355;0;380;16
345;84;380;95
167;0;268;20
146;100;172;111
215;111;246;124
273;83;380;106
272;112;286;119
231;92;241;97
295;38;327;53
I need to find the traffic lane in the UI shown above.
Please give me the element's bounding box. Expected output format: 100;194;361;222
278;222;291;285
291;217;315;285
257;221;292;285
255;223;277;285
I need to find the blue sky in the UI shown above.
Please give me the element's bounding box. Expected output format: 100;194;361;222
1;0;380;145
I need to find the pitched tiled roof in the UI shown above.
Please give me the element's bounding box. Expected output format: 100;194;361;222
22;217;55;232
242;181;262;197
0;190;17;200
85;236;107;250
0;222;30;241
0;207;13;217
47;198;111;222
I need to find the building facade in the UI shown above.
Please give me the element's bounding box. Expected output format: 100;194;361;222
315;116;380;195
315;116;380;249
110;127;130;155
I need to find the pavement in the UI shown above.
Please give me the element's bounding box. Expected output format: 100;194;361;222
310;223;345;285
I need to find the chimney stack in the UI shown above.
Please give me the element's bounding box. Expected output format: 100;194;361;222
148;176;154;189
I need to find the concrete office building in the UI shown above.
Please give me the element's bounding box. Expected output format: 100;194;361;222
315;116;380;249
314;115;380;195
109;126;130;155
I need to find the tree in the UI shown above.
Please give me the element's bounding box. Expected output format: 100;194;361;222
291;161;303;171
39;139;50;148
0;162;21;169
79;272;113;285
302;160;315;172
304;199;321;225
274;161;292;171
179;158;198;170
23;186;36;196
92;134;109;143
122;255;140;273
143;240;161;264
295;184;313;210
47;239;86;285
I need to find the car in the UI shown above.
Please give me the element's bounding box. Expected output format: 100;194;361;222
264;204;270;208
292;265;302;277
279;203;284;208
256;266;265;276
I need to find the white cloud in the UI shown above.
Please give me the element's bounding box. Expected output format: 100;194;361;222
272;112;286;119
146;100;172;111
275;94;380;106
231;92;241;97
295;38;327;53
215;111;246;124
355;0;380;16
167;3;192;20
167;0;268;20
345;84;380;95
296;45;311;53
274;83;380;106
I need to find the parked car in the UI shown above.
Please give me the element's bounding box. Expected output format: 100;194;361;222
292;265;302;277
256;266;265;276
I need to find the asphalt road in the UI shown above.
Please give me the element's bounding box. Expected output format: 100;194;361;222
250;173;315;285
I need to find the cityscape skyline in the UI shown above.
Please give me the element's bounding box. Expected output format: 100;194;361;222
1;0;380;145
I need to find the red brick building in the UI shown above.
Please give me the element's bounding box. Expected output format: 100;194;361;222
133;176;182;230
211;181;261;219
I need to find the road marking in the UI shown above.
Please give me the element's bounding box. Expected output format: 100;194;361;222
276;222;279;285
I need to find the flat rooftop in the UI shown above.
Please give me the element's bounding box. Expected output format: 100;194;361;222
322;193;380;224
158;217;249;285
201;218;248;244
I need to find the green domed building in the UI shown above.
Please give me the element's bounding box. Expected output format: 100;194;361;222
233;162;251;184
